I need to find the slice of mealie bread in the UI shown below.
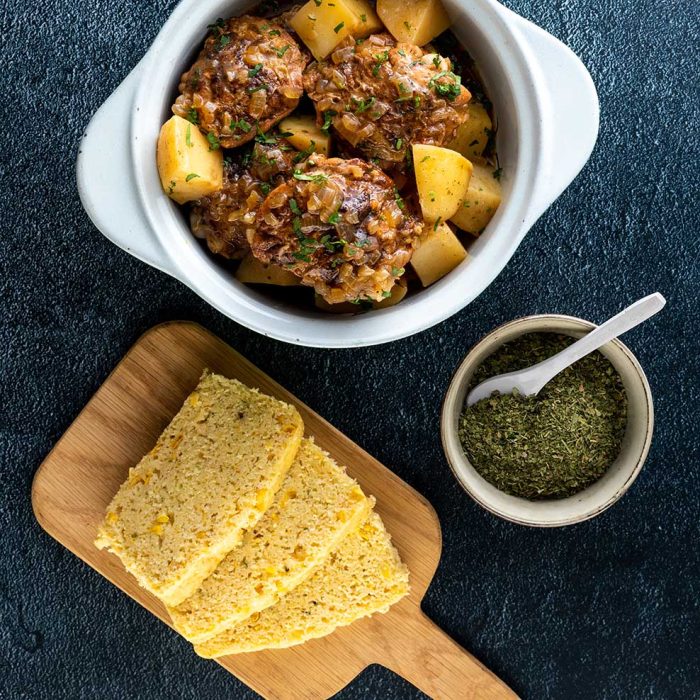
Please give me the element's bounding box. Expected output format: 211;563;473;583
95;371;303;607
194;511;410;657
168;438;371;642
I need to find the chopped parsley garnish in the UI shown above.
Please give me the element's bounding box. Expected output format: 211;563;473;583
391;266;405;276
185;173;199;182
208;17;231;51
185;124;192;147
353;96;376;113
433;55;441;68
382;290;392;298
320;234;343;251
293;140;317;163
276;45;290;57
215;34;231;51
393;187;406;211
433;217;443;231
292;221;319;261
333;22;345;33
231;118;252;133
269;29;281;36
185;108;199;125
313;0;322;5
429;190;436;202
360;13;367;22
168;180;176;194
328;211;340;224
372;51;390;76
289;199;302;215
395;138;403;150
293;170;329;183
248;63;263;77
429;71;462;101
321;111;335;133
260;182;271;195
255;127;278;144
349;298;374;310
206;132;220;150
493;167;503;181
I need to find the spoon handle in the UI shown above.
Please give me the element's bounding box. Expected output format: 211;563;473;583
534;293;666;387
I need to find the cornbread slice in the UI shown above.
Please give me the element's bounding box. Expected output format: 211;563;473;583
168;438;371;642
195;511;409;657
95;371;303;607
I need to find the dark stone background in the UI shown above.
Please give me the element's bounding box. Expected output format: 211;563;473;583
1;0;698;698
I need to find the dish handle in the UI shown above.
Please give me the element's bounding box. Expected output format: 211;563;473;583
76;62;176;277
509;12;600;229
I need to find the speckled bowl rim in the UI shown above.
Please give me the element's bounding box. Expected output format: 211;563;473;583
440;314;654;527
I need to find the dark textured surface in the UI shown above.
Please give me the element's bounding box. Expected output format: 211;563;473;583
1;0;699;698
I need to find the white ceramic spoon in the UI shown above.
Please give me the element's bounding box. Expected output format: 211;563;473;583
466;293;666;406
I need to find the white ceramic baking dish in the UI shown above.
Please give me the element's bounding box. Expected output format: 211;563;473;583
77;0;599;347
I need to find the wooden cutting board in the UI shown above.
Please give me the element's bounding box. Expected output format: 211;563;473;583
32;322;516;700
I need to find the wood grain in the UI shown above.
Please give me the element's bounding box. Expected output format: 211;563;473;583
31;322;516;700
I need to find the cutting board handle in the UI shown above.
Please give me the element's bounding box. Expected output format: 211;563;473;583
379;611;517;700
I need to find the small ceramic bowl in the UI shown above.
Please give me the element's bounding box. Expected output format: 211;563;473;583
441;315;654;526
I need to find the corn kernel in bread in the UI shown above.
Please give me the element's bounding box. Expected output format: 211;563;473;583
168;438;371;642
195;512;409;657
95;371;303;607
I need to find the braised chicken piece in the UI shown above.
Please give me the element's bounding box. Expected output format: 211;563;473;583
190;141;296;259
173;16;308;149
304;34;471;171
250;155;423;303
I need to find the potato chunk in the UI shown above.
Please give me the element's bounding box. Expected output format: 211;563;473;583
377;0;450;46
413;144;473;223
157;116;223;205
343;0;383;35
235;254;300;286
279;115;331;156
447;102;492;160
290;0;382;60
315;280;407;312
410;221;467;287
450;162;502;235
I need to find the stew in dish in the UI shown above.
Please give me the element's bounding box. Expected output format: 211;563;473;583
156;0;502;312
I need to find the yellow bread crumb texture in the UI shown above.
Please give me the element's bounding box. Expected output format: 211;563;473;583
167;438;371;643
95;371;303;607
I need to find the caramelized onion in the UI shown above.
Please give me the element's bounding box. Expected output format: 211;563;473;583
249;89;267;118
331;46;355;64
265;188;287;209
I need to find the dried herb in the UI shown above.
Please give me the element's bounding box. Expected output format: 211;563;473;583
458;333;628;500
